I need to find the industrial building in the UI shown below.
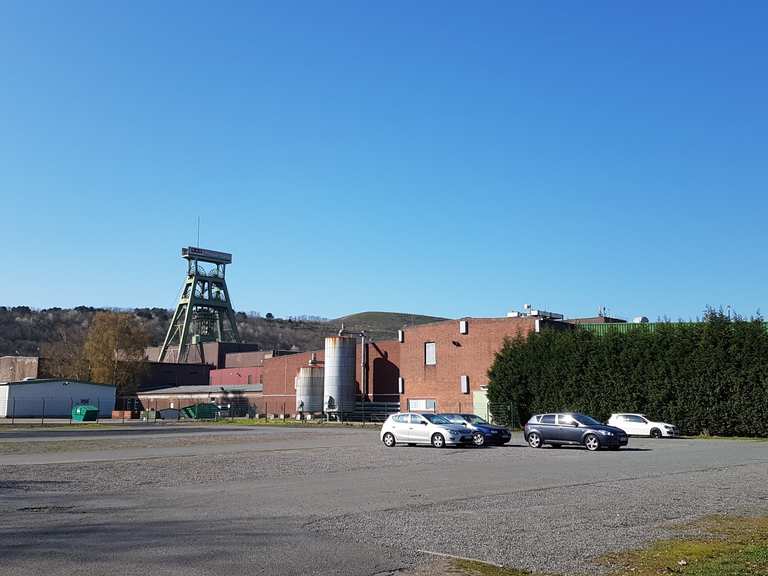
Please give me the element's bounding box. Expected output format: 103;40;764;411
139;246;560;420
193;313;566;420
127;246;636;419
0;244;644;421
0;379;116;418
137;384;263;416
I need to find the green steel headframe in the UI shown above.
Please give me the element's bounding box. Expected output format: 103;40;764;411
157;247;241;363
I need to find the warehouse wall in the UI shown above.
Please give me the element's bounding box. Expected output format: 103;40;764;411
2;381;116;417
0;385;7;417
398;317;538;412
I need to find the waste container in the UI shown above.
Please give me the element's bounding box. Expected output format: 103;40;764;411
71;404;99;422
181;403;218;420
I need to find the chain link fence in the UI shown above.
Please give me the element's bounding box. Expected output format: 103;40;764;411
1;394;521;429
0;396;108;425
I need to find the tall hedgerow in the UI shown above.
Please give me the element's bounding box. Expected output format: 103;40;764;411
487;309;768;436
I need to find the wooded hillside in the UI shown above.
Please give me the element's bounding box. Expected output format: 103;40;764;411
0;306;446;357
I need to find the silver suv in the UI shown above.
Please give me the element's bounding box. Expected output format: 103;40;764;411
380;412;473;448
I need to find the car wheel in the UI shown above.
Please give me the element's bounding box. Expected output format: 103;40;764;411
382;432;396;447
584;434;600;451
527;432;542;448
472;432;486;447
431;433;446;448
650;428;662;438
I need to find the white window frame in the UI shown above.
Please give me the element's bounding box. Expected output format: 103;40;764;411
425;342;436;366
407;399;437;412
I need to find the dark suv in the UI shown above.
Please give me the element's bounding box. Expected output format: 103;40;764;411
524;413;629;451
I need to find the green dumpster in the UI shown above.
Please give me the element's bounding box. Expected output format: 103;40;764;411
181;403;218;420
71;404;99;422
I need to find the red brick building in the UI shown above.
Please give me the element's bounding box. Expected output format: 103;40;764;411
254;339;401;415
204;337;401;415
209;366;263;387
204;315;567;418
397;317;542;414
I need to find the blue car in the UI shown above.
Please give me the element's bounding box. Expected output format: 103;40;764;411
441;413;512;446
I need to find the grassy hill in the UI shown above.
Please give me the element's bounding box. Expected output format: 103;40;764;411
332;311;448;340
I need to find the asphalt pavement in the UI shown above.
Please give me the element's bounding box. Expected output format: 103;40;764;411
1;426;767;576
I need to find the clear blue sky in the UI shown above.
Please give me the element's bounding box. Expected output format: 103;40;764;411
2;1;766;321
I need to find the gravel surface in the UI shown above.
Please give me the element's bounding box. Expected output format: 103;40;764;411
1;427;767;576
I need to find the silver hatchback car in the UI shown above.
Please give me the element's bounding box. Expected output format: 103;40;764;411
380;412;473;448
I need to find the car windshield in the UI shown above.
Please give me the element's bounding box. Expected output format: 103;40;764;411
462;414;489;425
573;414;603;426
423;414;451;424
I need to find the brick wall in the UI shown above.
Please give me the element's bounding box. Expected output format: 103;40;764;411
260;350;324;414
256;339;401;415
138;362;212;391
146;342;261;368
364;340;400;402
209;366;263;386
398;317;537;412
0;356;39;381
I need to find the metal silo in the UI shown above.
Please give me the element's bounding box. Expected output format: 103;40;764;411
296;366;324;412
323;336;356;413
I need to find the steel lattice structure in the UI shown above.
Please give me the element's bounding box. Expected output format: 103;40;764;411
157;247;240;363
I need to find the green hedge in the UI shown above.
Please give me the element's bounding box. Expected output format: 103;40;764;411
487;314;768;436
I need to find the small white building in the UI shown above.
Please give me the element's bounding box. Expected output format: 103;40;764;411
0;379;116;418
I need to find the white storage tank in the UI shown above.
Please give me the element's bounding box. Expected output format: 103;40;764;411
323;336;356;412
295;366;324;412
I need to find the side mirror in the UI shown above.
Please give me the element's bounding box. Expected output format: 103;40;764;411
422;421;428;425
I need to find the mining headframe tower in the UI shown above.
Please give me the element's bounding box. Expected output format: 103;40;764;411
157;247;241;363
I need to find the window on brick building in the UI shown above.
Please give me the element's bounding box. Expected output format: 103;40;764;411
408;399;437;412
425;342;436;365
247;375;252;385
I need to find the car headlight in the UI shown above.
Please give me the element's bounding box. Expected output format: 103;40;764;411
598;430;614;436
664;425;674;430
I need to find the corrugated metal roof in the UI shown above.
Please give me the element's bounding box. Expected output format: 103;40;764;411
577;321;768;336
0;379;116;388
577;322;681;335
138;384;263;396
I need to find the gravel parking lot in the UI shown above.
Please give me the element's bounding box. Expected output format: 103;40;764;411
1;425;767;575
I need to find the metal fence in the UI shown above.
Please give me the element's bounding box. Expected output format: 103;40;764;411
1;394;521;429
1;396;108;425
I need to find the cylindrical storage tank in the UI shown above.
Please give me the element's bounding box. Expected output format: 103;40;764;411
296;366;324;412
323;336;357;412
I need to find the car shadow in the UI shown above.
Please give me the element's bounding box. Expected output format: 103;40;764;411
535;445;652;452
